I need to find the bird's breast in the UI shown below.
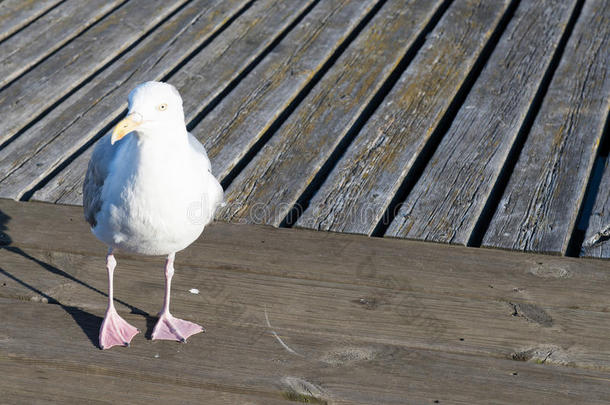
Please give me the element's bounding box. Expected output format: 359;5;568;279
93;139;211;255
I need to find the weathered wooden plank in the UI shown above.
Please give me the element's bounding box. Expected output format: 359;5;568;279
5;202;610;399
173;0;316;124
384;0;580;243
217;0;453;226
2;199;610;314
293;0;513;233
1;0;300;200
4;243;610;372
0;0;62;42
191;0;385;181
4;199;610;374
0;0;189;146
0;0;125;89
3;300;610;404
483;0;610;254
1;358;288;405
581;158;610;258
31;0;377;205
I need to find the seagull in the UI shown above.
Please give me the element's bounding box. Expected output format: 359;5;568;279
83;81;224;349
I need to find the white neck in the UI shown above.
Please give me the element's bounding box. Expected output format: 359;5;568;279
135;124;188;149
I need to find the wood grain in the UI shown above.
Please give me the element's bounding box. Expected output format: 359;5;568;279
4;300;610;404
3;199;610;368
2;198;610;403
193;0;382;182
3;199;609;313
31;0;369;205
218;0;450;226
1;358;289;405
483;0;610;254
385;0;580;244
582;157;610;258
294;0;512;233
3;244;610;371
0;0;189;146
0;0;125;89
1;0;296;201
173;0;317;124
0;0;62;42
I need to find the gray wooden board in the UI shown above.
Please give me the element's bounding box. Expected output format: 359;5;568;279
217;0;451;226
1;359;291;405
0;0;62;42
0;0;125;89
4;300;610;404
3;199;610;368
294;0;512;233
191;0;382;181
483;0;610;254
0;0;300;200
2;198;610;313
172;0;316;125
3;200;610;402
0;0;189;146
582;157;610;258
4;242;610;371
384;0;580;244
31;0;381;204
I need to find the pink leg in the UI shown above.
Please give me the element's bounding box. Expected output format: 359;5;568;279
99;249;139;349
152;252;204;342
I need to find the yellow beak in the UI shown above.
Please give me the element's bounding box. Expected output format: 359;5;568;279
111;113;142;145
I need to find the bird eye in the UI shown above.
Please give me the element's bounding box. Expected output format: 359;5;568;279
157;103;168;111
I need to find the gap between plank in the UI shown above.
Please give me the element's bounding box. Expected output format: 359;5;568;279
219;0;390;192
360;0;521;237
19;0;258;201
467;0;586;248
280;0;457;229
0;0;129;95
0;0;67;47
184;0;320;132
0;0;194;153
566;108;610;257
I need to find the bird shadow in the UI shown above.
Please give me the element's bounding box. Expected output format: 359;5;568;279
0;209;158;348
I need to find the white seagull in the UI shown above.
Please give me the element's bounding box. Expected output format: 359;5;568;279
83;81;223;349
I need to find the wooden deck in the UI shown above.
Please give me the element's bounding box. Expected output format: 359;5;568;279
1;0;609;403
0;0;607;257
3;198;610;404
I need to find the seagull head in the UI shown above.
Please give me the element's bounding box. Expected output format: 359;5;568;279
111;81;186;145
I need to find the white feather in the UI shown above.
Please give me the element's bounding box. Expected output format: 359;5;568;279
84;81;223;255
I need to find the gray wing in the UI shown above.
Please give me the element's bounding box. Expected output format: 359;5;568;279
83;133;115;228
